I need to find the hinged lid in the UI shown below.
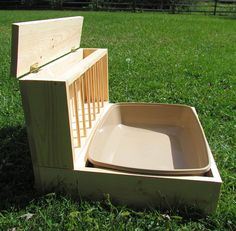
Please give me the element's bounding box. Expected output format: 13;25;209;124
11;16;83;78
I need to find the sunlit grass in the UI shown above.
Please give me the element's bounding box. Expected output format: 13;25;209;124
0;10;235;230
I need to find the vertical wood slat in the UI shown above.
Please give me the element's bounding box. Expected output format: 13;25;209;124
103;55;108;101
79;76;87;137
93;64;98;113
73;82;81;148
100;59;104;107
69;52;108;148
92;65;96;119
105;54;109;100
95;62;100;113
85;70;92;128
69;85;75;117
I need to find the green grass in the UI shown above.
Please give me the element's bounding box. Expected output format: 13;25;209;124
0;10;235;230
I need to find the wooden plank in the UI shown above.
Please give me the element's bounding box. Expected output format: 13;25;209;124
80;169;220;211
79;77;87;137
99;59;104;107
20;48;83;82
95;62;100;113
19;80;74;169
77;168;220;214
103;54;109;101
11;16;83;78
34;147;221;214
36;166;77;194
73;81;81;148
20;49;107;84
85;70;92;128
69;85;75;117
91;66;96;120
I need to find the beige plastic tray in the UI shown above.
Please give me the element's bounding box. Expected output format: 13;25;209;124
88;103;210;175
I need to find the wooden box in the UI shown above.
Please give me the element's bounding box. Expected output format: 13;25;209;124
11;16;222;214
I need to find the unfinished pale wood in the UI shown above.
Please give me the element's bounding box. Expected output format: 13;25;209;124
20;49;108;84
95;63;100;113
73;82;81;148
99;59;104;107
20;80;74;169
96;62;100;108
18;47;108;153
20;48;84;81
79;77;87;137
69;85;74;117
85;70;92;128
91;66;96;120
102;54;109;101
71;102;110;162
11;18;109;166
12;16;221;215
11;16;83;78
67;56;108;150
92;65;97;114
35;144;221;215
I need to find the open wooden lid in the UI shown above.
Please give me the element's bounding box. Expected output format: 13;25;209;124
11;16;83;78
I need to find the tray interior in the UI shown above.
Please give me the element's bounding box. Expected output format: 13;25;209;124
88;103;210;175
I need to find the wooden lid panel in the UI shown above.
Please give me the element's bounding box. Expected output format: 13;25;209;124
11;16;83;78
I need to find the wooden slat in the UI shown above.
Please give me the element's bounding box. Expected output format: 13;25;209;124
73;81;81;148
85;70;92;128
99;59;104;107
97;61;102;107
91;66;96;120
103;54;109;101
69;85;75;117
20;48;84;82
11;16;83;78
20;49;108;85
95;62;100;113
79;77;87;137
72;54;108;131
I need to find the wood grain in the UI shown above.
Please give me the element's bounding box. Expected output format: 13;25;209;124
34;147;222;215
11;16;83;77
20;80;74;169
73;81;81;148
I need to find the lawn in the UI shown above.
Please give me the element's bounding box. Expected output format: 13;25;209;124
0;10;235;230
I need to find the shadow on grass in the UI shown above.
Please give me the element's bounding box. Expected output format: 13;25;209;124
0;126;39;210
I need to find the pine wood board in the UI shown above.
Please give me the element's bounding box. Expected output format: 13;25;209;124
20;80;74;169
34;148;221;214
11;16;83;77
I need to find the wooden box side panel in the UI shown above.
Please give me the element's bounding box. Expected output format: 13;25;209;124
77;171;221;214
35;166;221;214
20;80;74;169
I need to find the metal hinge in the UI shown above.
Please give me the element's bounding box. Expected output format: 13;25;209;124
30;63;40;73
71;46;77;53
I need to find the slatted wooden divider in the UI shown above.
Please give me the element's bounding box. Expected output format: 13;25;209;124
69;53;108;149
